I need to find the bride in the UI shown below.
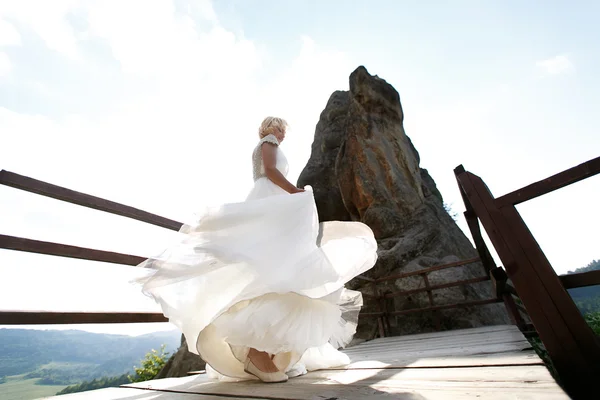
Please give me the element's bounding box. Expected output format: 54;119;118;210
137;117;378;383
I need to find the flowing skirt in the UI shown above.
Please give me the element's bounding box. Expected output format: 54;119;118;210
136;179;378;380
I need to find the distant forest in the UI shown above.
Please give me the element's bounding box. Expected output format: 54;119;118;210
567;259;600;314
56;374;131;395
0;329;180;385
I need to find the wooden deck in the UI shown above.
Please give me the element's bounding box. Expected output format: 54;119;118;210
44;325;569;399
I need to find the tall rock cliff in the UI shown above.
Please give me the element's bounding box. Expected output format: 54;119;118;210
298;66;509;336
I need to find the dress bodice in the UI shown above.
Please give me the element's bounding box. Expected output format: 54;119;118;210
252;134;289;181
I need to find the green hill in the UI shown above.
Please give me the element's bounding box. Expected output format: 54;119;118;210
567;259;600;314
0;328;180;386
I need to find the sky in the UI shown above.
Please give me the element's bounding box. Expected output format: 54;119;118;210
0;0;598;336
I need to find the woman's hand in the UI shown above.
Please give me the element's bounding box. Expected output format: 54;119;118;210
262;143;306;194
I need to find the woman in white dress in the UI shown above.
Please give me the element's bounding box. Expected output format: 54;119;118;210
137;117;378;383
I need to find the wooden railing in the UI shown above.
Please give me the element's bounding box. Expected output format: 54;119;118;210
454;156;600;400
358;258;500;336
2;164;599;398
2;311;168;325
1;168;590;330
0;169;177;325
0;170;182;230
0;170;516;332
1;171;499;329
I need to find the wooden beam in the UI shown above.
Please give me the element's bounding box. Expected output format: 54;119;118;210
559;270;600;289
358;312;385;318
502;293;527;330
422;273;441;330
384;275;490;298
0;234;146;266
489;267;508;298
504;283;518;296
455;166;600;399
457;171;579;375
0;311;168;324
387;298;501;316
495;156;600;207
375;257;480;283
464;211;497;273
359;292;379;298
456;170;571;348
514;298;528;315
372;284;388;338
0;170;183;231
501;203;599;344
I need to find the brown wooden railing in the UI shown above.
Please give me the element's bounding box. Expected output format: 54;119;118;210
0;170;513;331
2;171;497;329
454;156;600;400
2;311;168;325
2;162;599;399
358;257;502;336
0;170;182;230
1;167;590;331
0;169;177;325
354;253;543;341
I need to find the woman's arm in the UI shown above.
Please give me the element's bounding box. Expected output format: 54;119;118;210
261;143;304;193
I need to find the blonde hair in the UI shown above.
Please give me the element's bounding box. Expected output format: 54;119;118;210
258;116;288;138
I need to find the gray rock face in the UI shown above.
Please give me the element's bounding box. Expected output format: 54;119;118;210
298;66;509;337
155;335;205;379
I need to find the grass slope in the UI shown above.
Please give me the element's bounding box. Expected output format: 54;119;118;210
1;375;67;400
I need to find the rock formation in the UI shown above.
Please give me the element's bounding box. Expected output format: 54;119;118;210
298;66;509;337
155;335;205;379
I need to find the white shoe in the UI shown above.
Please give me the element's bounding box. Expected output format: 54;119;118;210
244;357;288;383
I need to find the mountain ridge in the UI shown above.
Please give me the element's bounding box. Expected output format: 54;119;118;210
0;328;181;379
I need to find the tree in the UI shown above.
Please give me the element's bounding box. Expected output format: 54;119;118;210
567;259;600;275
584;311;600;335
54;344;171;395
128;344;170;383
443;202;458;221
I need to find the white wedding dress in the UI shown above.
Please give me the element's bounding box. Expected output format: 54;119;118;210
136;133;378;381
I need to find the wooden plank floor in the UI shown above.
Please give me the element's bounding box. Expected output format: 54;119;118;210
44;325;569;399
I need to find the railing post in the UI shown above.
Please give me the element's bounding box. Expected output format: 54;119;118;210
502;293;527;330
463;211;497;275
421;273;441;330
490;266;527;330
372;282;387;338
455;165;600;399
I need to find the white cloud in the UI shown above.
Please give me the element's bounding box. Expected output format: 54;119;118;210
259;35;354;179
0;19;22;46
1;1;265;211
0;0;356;333
0;51;11;76
0;0;80;59
0;1;354;213
536;54;574;76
